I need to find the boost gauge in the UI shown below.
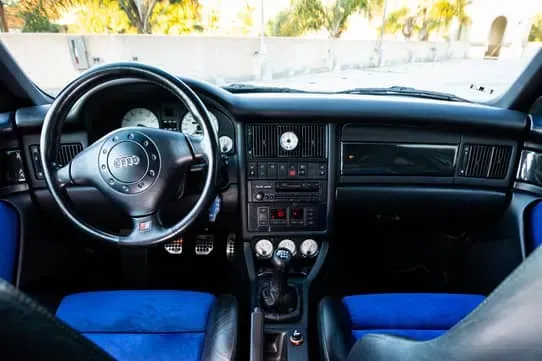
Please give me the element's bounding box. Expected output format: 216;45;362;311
278;239;297;256
300;239;319;258
254;239;273;259
219;136;233;153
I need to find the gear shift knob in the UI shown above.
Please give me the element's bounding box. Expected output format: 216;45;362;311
272;248;292;271
262;248;292;309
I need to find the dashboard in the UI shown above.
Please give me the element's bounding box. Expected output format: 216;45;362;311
1;76;538;262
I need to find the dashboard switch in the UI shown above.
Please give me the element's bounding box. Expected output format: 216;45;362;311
257;207;269;227
278;163;288;178
288;164;297;178
258;163;267;178
267;163;277;178
248;162;257;178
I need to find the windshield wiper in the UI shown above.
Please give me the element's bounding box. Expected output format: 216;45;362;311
222;83;309;94
337;86;470;102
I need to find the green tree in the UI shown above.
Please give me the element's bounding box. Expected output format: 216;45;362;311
151;0;202;34
268;0;373;38
382;0;470;41
529;13;542;41
20;5;60;32
236;1;254;35
65;0;135;33
381;6;408;36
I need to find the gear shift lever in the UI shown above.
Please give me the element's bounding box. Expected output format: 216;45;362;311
263;248;292;308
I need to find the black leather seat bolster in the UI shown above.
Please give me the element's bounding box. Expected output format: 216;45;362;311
319;297;355;361
201;295;239;361
0;279;113;361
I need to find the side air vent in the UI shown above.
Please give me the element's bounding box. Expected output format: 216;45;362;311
247;124;326;159
459;144;512;179
56;143;84;167
29;143;84;180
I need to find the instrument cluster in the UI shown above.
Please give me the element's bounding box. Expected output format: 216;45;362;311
119;104;234;154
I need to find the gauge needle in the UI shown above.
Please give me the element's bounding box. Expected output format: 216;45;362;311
137;124;147;127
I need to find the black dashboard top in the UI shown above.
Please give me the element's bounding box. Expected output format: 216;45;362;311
6;78;528;138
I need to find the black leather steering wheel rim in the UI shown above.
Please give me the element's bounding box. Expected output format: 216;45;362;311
40;62;219;246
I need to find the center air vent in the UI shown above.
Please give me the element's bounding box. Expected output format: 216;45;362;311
247;124;326;159
459;144;512;179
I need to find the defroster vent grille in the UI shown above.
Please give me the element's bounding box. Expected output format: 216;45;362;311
247;124;326;158
460;144;512;179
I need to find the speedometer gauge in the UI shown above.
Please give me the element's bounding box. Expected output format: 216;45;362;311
181;111;219;136
122;108;159;128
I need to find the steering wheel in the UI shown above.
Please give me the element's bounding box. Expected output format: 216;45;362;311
40;63;219;246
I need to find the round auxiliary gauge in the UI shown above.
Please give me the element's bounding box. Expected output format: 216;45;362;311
280;131;298;151
254;239;273;259
278;239;297;256
300;239;319;258
219;136;233;153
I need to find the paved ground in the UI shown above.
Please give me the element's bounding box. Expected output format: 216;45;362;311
254;57;536;102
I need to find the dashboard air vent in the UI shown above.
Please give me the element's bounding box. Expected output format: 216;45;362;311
247;124;326;159
29;143;83;180
56;143;84;167
460;144;512;179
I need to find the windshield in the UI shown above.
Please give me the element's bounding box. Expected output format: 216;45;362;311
0;0;541;102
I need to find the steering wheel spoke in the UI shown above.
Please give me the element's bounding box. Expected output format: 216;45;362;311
186;133;214;163
122;213;166;245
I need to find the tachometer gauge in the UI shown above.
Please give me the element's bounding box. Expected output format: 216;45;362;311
122;108;160;128
219;136;233;153
181;111;219;136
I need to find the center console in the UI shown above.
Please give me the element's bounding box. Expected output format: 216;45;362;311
241;123;333;361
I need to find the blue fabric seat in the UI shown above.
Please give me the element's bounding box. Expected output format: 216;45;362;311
56;290;228;361
319;293;485;361
343;293;485;341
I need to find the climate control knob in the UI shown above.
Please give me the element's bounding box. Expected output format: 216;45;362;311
300;239;319;258
255;192;264;201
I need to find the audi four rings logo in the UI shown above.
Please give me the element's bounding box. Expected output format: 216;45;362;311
113;155;140;168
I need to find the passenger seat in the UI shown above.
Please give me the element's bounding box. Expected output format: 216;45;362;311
318;293;484;361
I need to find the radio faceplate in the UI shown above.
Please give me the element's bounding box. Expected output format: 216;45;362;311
247;180;327;231
249;180;326;203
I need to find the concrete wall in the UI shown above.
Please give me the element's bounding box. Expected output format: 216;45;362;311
0;33;470;91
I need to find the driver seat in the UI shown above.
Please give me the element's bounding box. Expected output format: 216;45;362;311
0;279;238;361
